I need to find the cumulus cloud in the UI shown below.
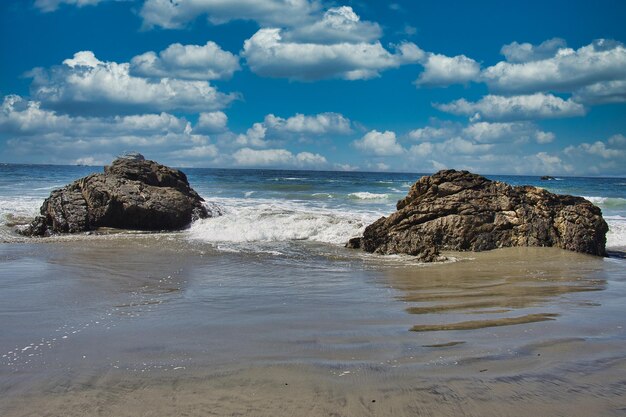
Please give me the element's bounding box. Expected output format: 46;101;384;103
405;124;626;176
242;28;423;81
0;94;221;164
415;53;481;86
353;130;404;156
284;6;381;44
483;39;626;96
175;144;219;159
408;126;455;141
34;0;108;12
463;121;554;144
0;95;190;136
232;147;327;168
500;38;567;63
235;112;353;147
140;0;319;29
195;111;228;133
130;41;240;81
573;79;626;104
28;51;237;115
565;136;626;160
435;93;586;121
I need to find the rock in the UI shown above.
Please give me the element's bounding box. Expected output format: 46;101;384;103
19;155;209;236
347;170;608;260
540;175;556;180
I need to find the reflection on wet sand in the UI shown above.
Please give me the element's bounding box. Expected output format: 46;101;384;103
388;247;607;333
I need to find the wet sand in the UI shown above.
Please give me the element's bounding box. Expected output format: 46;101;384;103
1;238;625;416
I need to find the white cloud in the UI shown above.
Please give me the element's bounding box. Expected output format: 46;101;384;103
435;93;586;121
439;137;493;154
409;141;434;157
232;147;327;168
196;111;228;133
500;38;567;63
415;53;480;86
463;121;554;144
235;123;269;147
408;126;454;141
242;28;423;81
0;94;220;164
264;112;352;135
284;6;381;44
483;39;626;96
140;0;319;29
130;41;240;81
573;79;626;104
353;130;404;156
565;140;625;159
529;152;574;175
28;51;237;115
535;131;555;144
234;112;352;147
608;134;626;146
175;144;219;159
34;0;107;12
0;95;191;136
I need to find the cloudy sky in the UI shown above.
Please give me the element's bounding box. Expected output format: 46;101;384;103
1;0;625;175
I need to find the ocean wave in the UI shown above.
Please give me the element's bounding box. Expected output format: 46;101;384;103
582;196;626;208
348;192;389;200
0;197;40;225
311;192;333;199
187;202;375;245
606;217;626;249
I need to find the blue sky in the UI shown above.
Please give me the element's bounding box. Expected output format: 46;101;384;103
1;0;625;175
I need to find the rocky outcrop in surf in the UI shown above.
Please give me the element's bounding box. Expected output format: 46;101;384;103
347;170;608;261
19;154;209;236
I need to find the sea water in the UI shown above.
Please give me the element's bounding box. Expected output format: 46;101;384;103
1;165;625;416
1;164;625;250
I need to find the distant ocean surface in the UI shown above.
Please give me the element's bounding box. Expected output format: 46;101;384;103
1;164;625;250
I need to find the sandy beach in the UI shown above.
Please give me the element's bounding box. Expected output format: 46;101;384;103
1;237;624;416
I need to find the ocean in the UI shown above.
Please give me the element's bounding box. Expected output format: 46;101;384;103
1;164;625;416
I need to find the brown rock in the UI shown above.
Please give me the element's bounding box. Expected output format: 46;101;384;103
348;170;608;260
19;155;209;236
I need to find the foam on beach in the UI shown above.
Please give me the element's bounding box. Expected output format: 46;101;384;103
187;199;376;245
348;192;389;200
606;216;626;249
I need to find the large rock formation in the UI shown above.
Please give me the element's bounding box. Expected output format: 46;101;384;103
20;154;209;236
347;170;608;261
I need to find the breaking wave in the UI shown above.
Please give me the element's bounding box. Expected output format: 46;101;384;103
187;199;377;245
348;192;389;200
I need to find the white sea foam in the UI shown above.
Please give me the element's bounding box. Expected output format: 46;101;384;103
0;197;40;226
582;196;626;208
348;192;389;200
606;216;626;249
187;199;376;245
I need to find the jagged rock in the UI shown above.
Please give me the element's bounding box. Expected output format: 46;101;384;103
347;170;608;260
19;155;209;236
540;175;556;181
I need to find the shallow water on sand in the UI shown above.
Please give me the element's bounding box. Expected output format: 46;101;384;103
1;236;624;416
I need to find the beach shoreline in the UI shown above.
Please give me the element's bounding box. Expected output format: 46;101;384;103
1;237;625;416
